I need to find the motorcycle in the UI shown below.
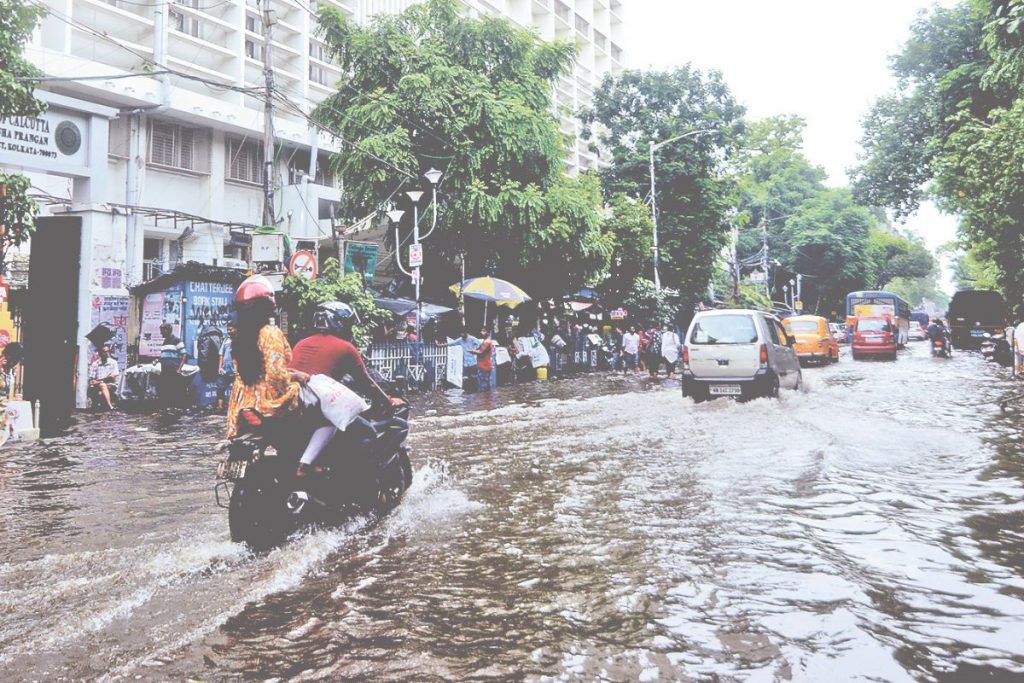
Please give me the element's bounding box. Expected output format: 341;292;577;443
215;404;413;551
981;332;1013;367
931;334;952;358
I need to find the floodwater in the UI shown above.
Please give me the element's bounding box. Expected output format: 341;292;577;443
2;343;1024;682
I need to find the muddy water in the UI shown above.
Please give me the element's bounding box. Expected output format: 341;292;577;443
2;344;1024;681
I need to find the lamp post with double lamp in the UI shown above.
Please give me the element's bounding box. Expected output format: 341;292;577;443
389;168;444;352
648;128;716;292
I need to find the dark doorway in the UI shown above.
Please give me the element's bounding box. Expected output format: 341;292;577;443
23;216;81;436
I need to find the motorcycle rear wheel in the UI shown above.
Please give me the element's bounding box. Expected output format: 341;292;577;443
229;458;292;552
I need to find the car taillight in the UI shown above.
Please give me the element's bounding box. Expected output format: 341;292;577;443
759;343;768;366
682;345;689;368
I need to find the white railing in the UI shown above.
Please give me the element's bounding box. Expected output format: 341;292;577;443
366;342;449;392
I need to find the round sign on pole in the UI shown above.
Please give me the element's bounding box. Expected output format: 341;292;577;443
289;250;318;280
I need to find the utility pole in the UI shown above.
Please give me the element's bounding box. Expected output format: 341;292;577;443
259;0;276;230
649;140;661;291
761;218;770;300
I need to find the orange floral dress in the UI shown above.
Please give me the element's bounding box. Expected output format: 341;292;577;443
226;324;300;438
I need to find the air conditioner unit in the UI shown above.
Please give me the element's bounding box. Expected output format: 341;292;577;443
221;257;248;270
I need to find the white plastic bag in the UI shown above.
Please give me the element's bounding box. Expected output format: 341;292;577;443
300;374;371;431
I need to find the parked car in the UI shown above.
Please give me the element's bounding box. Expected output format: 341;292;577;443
681;309;803;402
783;315;840;365
908;320;927;341
851;316;898;361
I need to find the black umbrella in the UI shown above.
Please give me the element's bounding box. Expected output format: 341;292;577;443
85;322;116;348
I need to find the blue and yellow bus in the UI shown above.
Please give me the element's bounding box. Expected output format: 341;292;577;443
845;290;911;348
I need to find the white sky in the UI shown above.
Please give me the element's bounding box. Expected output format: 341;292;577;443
623;0;959;257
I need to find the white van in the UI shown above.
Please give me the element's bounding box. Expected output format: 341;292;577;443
681;309;802;402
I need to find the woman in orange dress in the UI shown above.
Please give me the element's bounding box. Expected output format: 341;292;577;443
226;275;300;438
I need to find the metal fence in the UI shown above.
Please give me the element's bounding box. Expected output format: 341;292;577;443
365;337;610;393
366;342;450;392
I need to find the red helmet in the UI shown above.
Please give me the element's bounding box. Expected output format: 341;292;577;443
234;274;276;307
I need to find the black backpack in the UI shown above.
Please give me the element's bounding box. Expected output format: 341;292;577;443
196;327;225;381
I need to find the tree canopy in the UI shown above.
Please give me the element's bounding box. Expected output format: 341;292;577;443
0;0;45;275
581;66;745;305
852;0;1024;305
314;0;610;301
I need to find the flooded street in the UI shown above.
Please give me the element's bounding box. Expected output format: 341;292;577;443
3;343;1024;682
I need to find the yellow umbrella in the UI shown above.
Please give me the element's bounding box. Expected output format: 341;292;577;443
449;277;531;308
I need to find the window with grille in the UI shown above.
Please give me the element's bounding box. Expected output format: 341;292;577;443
574;13;589;36
227;137;264;184
148;121;207;172
246;39;256;59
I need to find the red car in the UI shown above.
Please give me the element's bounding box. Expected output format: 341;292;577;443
851;316;898;361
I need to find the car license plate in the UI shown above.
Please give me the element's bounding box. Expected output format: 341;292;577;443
971;330;985;337
709;384;742;396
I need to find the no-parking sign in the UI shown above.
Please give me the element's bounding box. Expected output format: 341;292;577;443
289;250;318;280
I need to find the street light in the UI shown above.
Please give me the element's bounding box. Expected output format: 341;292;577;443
392;169;445;351
420;168;443;240
649;128;715;291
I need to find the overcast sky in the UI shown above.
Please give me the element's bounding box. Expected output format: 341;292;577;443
622;0;958;256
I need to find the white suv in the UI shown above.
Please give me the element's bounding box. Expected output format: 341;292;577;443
681;309;802;402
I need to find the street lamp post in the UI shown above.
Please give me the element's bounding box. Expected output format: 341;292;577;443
392;168;444;353
649;128;715;291
406;189;424;348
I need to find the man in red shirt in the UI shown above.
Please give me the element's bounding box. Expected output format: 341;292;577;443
288;302;400;477
471;327;495;391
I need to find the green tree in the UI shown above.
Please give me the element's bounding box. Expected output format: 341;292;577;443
283;259;390;349
0;0;45;275
866;229;935;289
733;116;827;268
314;0;610;301
601;193;653;305
778;189;876;314
621;278;674;325
850;1;1000;218
580;66;745;305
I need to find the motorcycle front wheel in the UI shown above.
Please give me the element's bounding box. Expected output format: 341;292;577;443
373;449;413;512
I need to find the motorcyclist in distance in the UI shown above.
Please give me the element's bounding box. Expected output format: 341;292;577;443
927;317;950;353
288;302;404;478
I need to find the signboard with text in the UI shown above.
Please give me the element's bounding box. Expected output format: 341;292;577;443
343;241;379;285
0;108;90;174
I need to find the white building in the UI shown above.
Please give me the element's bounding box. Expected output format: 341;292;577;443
0;0;624;410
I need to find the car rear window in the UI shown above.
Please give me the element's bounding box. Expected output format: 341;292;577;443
786;321;818;333
690;315;758;344
857;319;891;333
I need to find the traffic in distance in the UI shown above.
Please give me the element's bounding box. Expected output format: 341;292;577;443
679;288;1010;402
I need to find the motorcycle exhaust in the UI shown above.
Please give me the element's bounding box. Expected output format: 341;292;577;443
287;491;310;515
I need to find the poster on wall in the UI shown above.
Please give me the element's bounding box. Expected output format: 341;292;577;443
90;295;129;368
139;290;182;357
